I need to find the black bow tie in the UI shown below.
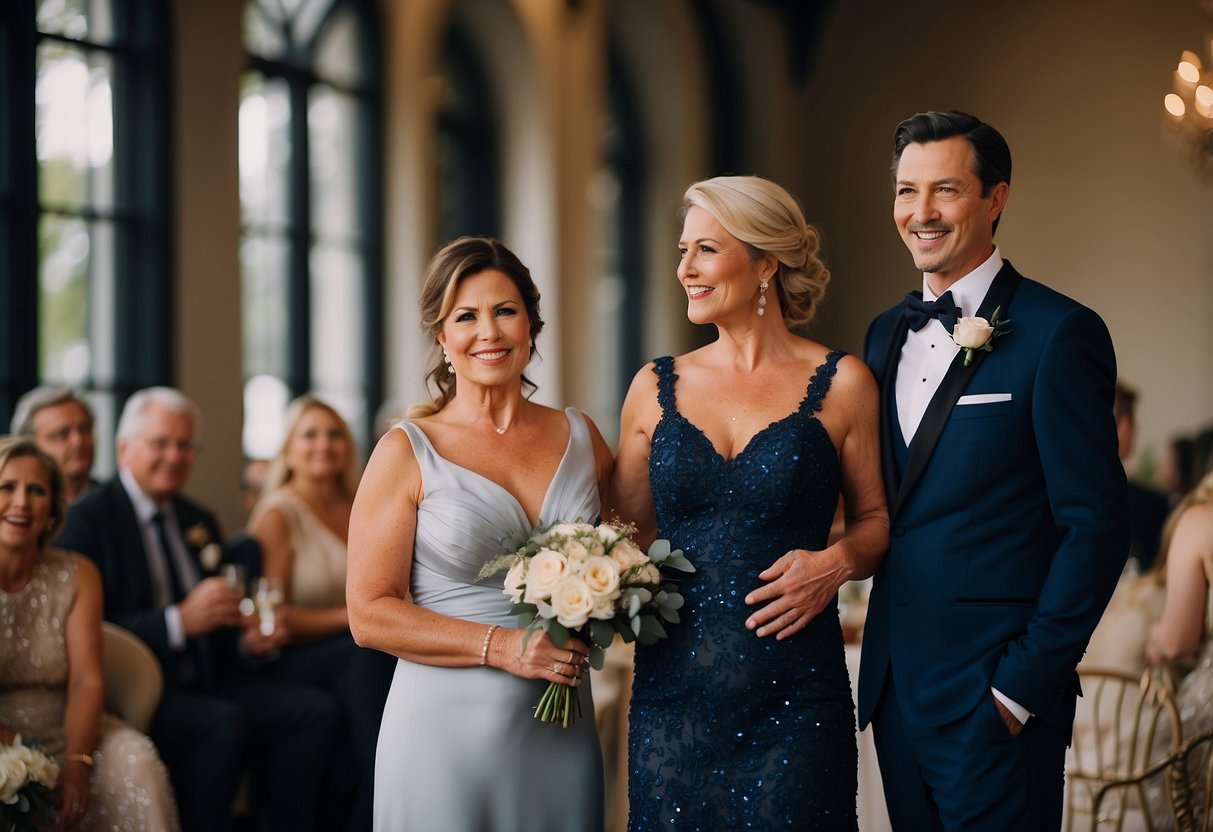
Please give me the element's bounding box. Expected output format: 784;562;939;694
904;290;961;333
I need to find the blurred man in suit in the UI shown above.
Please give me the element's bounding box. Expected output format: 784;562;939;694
1114;381;1169;571
11;385;98;502
58;387;339;832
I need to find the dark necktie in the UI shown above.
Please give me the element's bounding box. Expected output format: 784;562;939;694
151;512;186;604
904;290;961;333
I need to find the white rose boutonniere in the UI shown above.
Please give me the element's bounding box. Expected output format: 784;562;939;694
951;305;1010;367
184;523;223;573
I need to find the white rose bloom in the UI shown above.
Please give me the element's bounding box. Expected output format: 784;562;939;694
609;539;648;571
20;748;56;788
952;316;994;349
550;577;594;629
551;522;595;538
503;559;527;604
524;549;568;603
0;750;29;805
560;540;590;568
590;595;616;620
639;563;662;585
582;556;621;598
596;523;621;545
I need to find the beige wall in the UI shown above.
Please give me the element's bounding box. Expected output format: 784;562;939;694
803;0;1213;476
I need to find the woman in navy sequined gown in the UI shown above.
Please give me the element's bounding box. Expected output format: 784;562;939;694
614;176;889;830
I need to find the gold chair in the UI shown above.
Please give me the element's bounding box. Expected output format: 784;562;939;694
1172;729;1213;832
1066;666;1183;832
101;622;164;733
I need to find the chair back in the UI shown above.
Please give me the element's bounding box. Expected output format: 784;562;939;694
1173;729;1213;832
1066;666;1183;832
101;622;164;733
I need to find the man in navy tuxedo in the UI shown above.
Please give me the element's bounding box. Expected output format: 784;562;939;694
57;387;339;832
858;111;1130;830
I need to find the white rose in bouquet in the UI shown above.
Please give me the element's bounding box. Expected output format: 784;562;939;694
595;523;621;545
609;539;648;571
17;745;57;790
503;559;527;604
561;540;590;568
582;556;621;598
0;748;27;804
551;522;595;537
550;577;594;628
524;548;568;603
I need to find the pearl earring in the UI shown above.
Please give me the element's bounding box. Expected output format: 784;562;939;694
443;350;454;374
757;277;770;317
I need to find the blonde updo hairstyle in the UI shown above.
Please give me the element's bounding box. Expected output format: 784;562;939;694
1151;468;1213;585
682;176;830;327
262;395;360;499
409;236;544;419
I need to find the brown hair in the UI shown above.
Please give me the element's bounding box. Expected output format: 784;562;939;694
409;237;544;418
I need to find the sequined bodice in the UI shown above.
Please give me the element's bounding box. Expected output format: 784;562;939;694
628;351;857;831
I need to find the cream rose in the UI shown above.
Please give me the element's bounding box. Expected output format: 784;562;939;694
638;563;662;585
0;749;28;804
609;539;648;571
595;523;621;545
551;522;595;537
589;595;616;621
523;548;568;603
560;540;590;569
503;559;527;604
952;316;994;349
582;556;621;598
549;577;595;628
19;746;56;788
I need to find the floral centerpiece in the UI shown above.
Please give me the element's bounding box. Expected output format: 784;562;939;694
0;736;59;832
479;519;695;726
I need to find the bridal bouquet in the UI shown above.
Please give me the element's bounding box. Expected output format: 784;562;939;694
479;519;695;726
0;736;58;832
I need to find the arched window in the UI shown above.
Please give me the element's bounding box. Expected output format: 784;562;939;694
240;0;383;457
435;17;500;243
0;0;171;472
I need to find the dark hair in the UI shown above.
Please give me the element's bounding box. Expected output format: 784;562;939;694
410;236;544;418
1113;381;1139;423
892;110;1012;232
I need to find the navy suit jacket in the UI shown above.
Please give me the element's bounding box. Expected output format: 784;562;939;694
857;261;1130;734
57;477;232;683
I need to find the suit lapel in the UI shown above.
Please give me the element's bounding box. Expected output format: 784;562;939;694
891;263;1023;519
878;311;911;513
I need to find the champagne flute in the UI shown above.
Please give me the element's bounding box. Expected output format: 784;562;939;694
253;576;284;637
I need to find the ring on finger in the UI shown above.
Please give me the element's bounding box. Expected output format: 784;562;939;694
568;649;576;664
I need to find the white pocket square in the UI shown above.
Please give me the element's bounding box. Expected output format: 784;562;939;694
957;393;1012;405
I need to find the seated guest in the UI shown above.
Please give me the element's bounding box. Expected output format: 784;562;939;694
1159;435;1199;508
56;387;340;832
1114;382;1169;572
10;385;98;503
0;436;180;830
248;395;393;831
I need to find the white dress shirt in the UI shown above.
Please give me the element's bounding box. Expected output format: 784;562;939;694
119;469;199;651
895;247;1002;443
894;247;1032;727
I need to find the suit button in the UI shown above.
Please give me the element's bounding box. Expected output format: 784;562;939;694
892;526;905;538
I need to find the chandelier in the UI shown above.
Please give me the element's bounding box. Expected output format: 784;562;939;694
1165;27;1213;179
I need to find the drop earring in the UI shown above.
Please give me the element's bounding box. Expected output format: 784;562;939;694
757;277;769;317
443;350;454;374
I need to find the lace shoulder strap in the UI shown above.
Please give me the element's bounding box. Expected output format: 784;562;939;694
651;356;677;415
798;349;847;416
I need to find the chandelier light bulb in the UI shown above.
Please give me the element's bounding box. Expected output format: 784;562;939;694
1179;60;1202;84
1165;93;1187;117
1196;85;1213;116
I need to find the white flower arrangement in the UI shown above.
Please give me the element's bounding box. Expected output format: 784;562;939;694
0;735;58;832
480;519;695;726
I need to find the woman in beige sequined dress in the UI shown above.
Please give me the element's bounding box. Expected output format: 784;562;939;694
1149;469;1213;728
0;436;179;831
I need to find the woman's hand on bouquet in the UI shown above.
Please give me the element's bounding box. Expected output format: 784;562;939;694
745;547;849;640
490;628;588;687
